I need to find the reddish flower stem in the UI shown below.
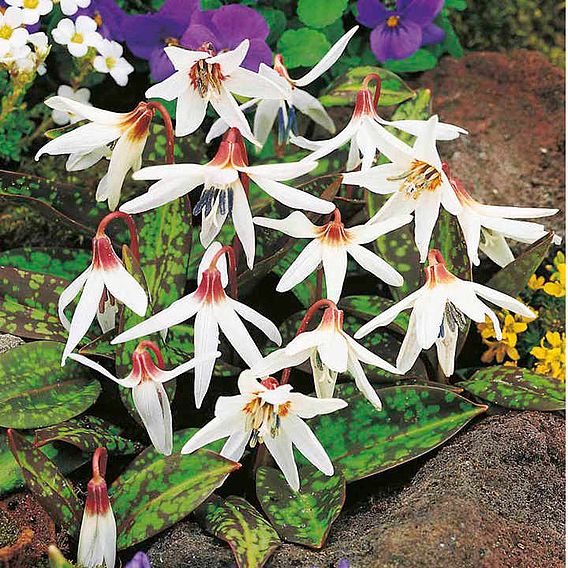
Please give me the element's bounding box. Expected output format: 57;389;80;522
137;340;165;369
92;447;107;481
280;299;338;385
96;211;140;262
362;73;382;109
209;245;238;300
148;101;175;165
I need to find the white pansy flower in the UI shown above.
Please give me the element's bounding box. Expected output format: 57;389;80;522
6;0;53;25
51;85;91;125
59;0;90;16
94;39;134;87
145;39;282;144
207;27;359;148
343;115;462;262
121;127;334;269
0;7;29;57
112;242;283;409
182;372;347;491
52;16;101;58
355;249;535;377
250;302;400;409
254;208;411;302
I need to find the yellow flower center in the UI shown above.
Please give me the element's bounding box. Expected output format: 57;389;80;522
23;0;39;8
0;24;12;40
388;160;442;200
105;56;116;69
71;32;84;44
189;59;224;98
242;396;290;446
387;15;400;28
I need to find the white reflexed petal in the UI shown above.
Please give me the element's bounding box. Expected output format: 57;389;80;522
253;211;317;238
68;353;139;387
367;119;415;165
224;67;282;100
198;241;228;288
155;352;220;383
356;120;379;170
175;85;208;137
412;115;442;169
145;70;187;101
133;381;172;455
317;329;348;372
102;264;147;316
276;239;322;292
253;98;280;148
292;88;335;133
414;190;441;262
347;214;413;244
231;180;255;269
395;310;422;373
287;392;347;418
413;290;446;349
440;178;462;215
66;147;109;172
321;245;347;302
230;298;282;346
341;161;405;194
221;429;251;462
248;348;309;380
378;117;468;140
164;46;209;71
182;413;245;455
263;429;299;491
43;95;123;124
346;138;361;171
347;354;383;410
58;267;91;330
132;163;209;180
479;231;515;268
241;160;317;181
210;85;258;146
347;244;403;286
303;120;358;162
345;334;399;374
208;39;249;75
290;134;324;152
475;203;558;220
471;283;535;319
436;324;458;377
77;510;116;568
457;212;482;266
194;306;220;409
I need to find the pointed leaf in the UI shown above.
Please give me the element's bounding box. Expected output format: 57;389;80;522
196;495;281;568
457;365;565;411
7;429;82;531
256;466;345;548
0;341;101;428
339;295;409;335
306;383;487;482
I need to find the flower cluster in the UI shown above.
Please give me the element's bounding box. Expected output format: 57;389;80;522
531;331;565;380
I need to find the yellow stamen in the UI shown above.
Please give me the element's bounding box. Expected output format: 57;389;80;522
388;160;442;200
387;15;400;28
0;25;12;40
71;32;83;44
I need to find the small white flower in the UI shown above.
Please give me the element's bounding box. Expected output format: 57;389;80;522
250;302;399;409
112;242;283;408
343;116;462;262
94;39;134;87
207;27;359;148
145;39;282;144
254;208;411;302
59;0;90;16
182;371;347;491
355;249;535;377
36;96;159;209
0;42;30;66
121;127;334;269
51;85;91;125
6;0;53;25
70;342;220;455
52;16;101;58
0;7;29;57
450;175;560;267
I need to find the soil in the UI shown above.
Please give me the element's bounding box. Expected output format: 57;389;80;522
146;410;565;568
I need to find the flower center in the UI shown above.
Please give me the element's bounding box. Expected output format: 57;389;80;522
193;184;235;218
439;302;467;338
164;36;179;47
71;32;84;44
105;56;116;69
243;396;291;446
93;10;103;27
0;25;12;40
189;59;224;98
388;160;442;199
387;15;400;28
316;218;351;246
23;0;39;8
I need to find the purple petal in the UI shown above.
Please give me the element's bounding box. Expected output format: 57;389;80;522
122;14;187;59
356;0;391;29
370;20;423;61
149;48;176;82
242;38;273;71
159;0;199;20
209;5;270;45
399;0;444;26
125;552;151;568
421;23;445;45
180;23;221;51
75;0;126;41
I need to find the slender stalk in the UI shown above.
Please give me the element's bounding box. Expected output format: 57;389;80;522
362;73;382;109
148;101;175;164
209;245;238;300
137;340;165;369
92;447;107;481
96;211;140;262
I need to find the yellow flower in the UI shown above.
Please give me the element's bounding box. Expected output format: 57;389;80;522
543;263;565;298
477;310;534;342
481;338;520;364
531;331;566;380
528;274;545;291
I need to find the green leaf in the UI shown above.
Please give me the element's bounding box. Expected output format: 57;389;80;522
47;545;75;568
111;437;240;549
34;416;142;455
339;295;409;335
306;383;486;482
7;429;82;531
0;267;68;341
445;0;467;10
486;233;554;297
319;66;415;107
256;7;287;45
0;247;90;280
297;0;347;29
383;49;438;73
197;495;281;568
256;466;345;548
457;366;565;411
277;29;331;69
0;341;101;429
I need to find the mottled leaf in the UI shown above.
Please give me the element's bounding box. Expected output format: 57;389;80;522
7;429;82;531
339;295;409;334
256;466;345;548
320;66;415;107
486;233;554;297
457;366;565;411
306;383;486;482
197;495;280;568
0;341;101;428
34;416;142;454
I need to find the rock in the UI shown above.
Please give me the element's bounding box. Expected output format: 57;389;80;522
420;50;565;235
145;411;565;568
0;334;23;356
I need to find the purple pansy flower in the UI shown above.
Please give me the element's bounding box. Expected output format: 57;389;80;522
125;552;151;568
356;0;445;61
122;0;199;81
181;4;272;71
74;0;127;41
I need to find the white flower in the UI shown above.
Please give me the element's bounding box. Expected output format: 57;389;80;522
94;39;134;87
121;127;334;269
6;0;53;25
77;448;115;568
206;27;359;148
0;7;29;57
254;208;411;302
250;302;399;409
182;372;347;491
51;85;91;125
342;115;462;262
112;242;283;409
58;223;148;363
145;39;282;144
0;42;30;66
52;16;101;58
355;249;535;377
70;342;220;455
36;96;159;209
293;77;466;171
59;0;90;16
450;175;560;267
